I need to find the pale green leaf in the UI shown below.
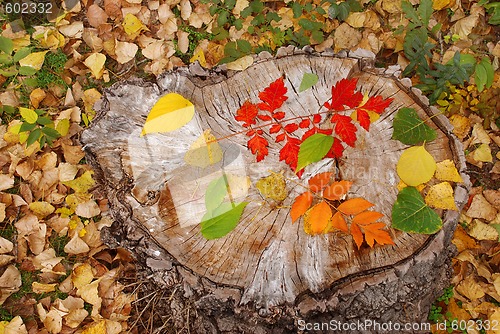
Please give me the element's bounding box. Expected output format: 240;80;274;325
392;107;437;145
296;133;333;172
201;202;248;239
299;73;318;92
392;187;442;234
0;36;13;55
19;107;39;124
475;62;487;92
205;176;228;213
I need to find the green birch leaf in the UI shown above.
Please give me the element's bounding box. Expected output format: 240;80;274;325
201;202;248;239
480;57;494;89
296;133;333;172
475;62;487;92
299;73;319;92
205;176;228;213
13;47;31;62
0;36;13;55
392;107;437;145
19;107;39;124
26;128;41;147
392;187;442;234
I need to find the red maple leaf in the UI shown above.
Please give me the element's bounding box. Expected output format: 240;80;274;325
248;133;269;162
323;78;363;111
257;77;288;112
235;101;259;127
279;137;300;171
331;114;357;147
357;109;371;131
358;95;394;114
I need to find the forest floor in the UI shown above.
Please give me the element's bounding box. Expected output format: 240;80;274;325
0;0;499;333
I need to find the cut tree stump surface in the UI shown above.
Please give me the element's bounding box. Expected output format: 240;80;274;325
82;48;470;331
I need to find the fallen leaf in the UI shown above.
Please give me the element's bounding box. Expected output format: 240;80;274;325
58;21;84;38
84;53;106;79
337;198;374;215
72;263;94;289
452;225;478;252
0;236;13;254
468;220;499;241
190;47;207;67
18;51;48;70
87;4;109;28
323;181;352;201
142;93;195;135
471;143;493;162
456;275;485;300
0;265;21;305
291;191;313;223
4;316;27;334
425;182;457;210
30;88;46;109
0;174;14;191
471;123;491;145
397;145;436;186
43;309;62;333
484;190;500;210
433;0;453;10
114;40;138;64
303;201;332;235
334;23;362;51
308;172;333;193
466;194;498;221
449;114;471;140
435;159;463;183
32;282;57;293
450;10;480;39
63;171;94;193
29;201;55;219
64;234;90;254
255;172;287;201
122;13;147;39
184;129;222;167
226;55;254;71
179;0;192;20
75;200;101;218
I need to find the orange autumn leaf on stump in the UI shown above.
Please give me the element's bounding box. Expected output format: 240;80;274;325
304;201;332;235
291;191;313;223
337;198;374;215
323;181;353;200
361;223;395;248
330;211;348;232
308;172;333;192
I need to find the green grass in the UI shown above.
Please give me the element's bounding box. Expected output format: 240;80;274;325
36;49;68;88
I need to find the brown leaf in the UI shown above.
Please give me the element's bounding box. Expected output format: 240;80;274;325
466;194;497;221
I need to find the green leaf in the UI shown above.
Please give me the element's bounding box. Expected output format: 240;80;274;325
41;127;61;140
491;224;500;242
26;128;42;147
392;107;437;145
18;66;38;76
0;54;13;65
475;62;487;92
0;66;18;77
417;0;432;26
236;39;252;54
0;36;13;55
19;122;37;132
13;47;31;62
296;133;333;172
36;116;53;125
299;73;319;92
392;187;442;234
346;0;363;12
480;57;494;89
19;107;39;124
205;176;228;213
217;11;229;26
225;0;236;10
292;2;303;18
201;202;248;239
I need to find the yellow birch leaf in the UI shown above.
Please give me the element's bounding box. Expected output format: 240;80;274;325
84;53;106;79
472;144;493;162
190;48;207;68
184;129;222;167
435;159;463;183
19;107;38;124
425;182;457;210
18;51;48;70
63;171;95;193
141;93;195;135
29;201;55;219
396;145;436;186
56;118;70;137
122;13;148;38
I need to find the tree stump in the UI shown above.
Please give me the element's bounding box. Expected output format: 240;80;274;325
81;48;470;333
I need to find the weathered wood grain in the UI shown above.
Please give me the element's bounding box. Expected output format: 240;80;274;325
82;48;470;331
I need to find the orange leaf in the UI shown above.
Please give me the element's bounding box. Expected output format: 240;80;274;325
308;172;333;193
291;191;313;223
360;223;395;248
323;181;353;200
337;198;374;215
350;221;364;248
330;211;348;232
304;201;332;235
352;211;384;225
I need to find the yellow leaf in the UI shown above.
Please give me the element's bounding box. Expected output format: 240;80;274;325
190;48;207;68
63;171;95;193
19;107;38;124
226;55;254;71
31;282;56;293
29;88;46;109
141;93;195;135
122;13;147;38
468;219;499;241
472;144;493;162
72;263;94;289
56;118;70;137
18;51;48;70
81;320;106;334
435;159;463;183
84;53;106;79
255;172;287;201
29;201;55;219
433;0;453;10
396;145;436;186
425;182;457;210
184;129;223;167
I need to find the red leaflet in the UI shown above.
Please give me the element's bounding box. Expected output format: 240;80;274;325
324;78;363;111
279;137;300;171
248;133;269;162
284;123;299;133
270;124;281;133
276;133;285;142
331;114;357;147
313;114;322;123
299;119;310;128
273;111;285;120
257;77;288;112
325;138;344;158
358;95;394;114
357;109;371;131
257;114;272;121
235;101;259;127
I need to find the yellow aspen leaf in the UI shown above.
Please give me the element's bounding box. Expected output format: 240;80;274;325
19;107;38;124
352;211;384;225
63;171;95;193
435;159;463;182
141;93;195;135
226;55;254;71
83;53;106;79
330;211;348;232
56;118;70;137
471;144;493;162
337;197;374;215
303;201;332;235
190;48;207;67
425;182;458;210
29;201;55;219
396;145;436;186
291;191;312;223
323;180;352;200
18;51;48;70
308;172;333;193
184;129;223;167
122;13;148;38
